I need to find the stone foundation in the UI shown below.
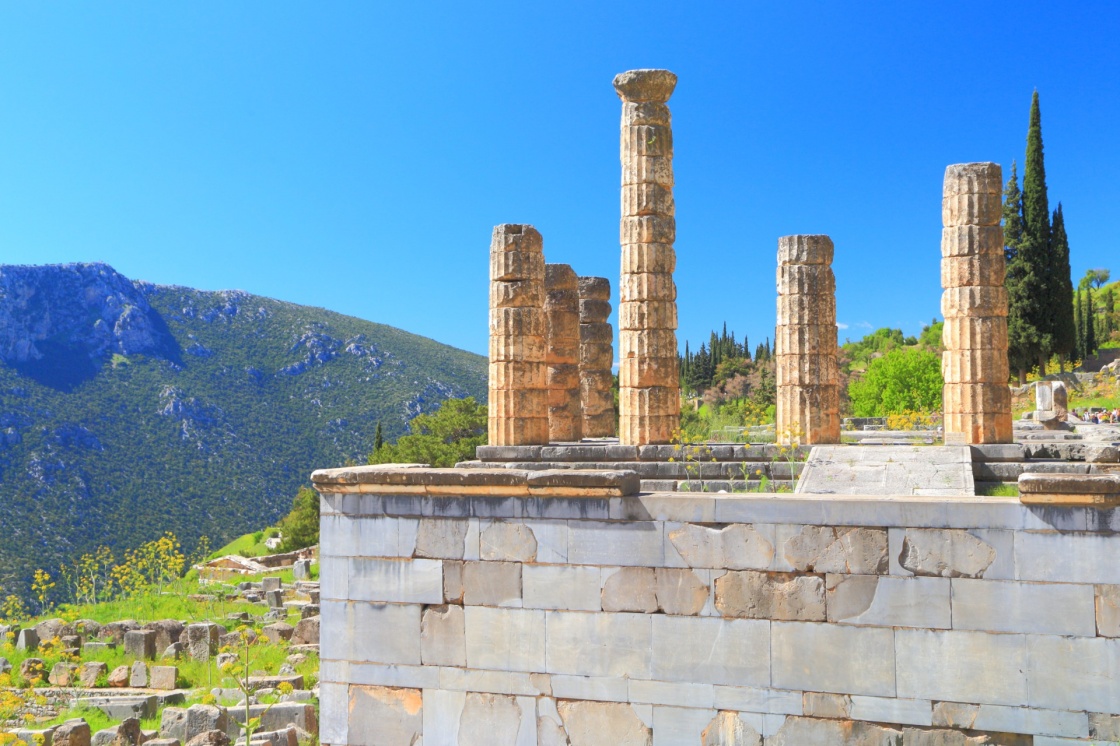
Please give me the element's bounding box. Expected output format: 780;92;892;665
314;464;1120;745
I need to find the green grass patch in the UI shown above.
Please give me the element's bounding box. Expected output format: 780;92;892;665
977;483;1020;497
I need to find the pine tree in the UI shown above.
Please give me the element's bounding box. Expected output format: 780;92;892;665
1074;287;1084;360
374;421;384;452
1002;161;1024;263
1085;289;1097;358
1049;204;1076;368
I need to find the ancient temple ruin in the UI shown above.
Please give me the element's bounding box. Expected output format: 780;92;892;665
578;276;616;438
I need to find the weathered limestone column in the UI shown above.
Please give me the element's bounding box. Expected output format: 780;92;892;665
614;68;680;445
578;276;616;438
775;235;840;445
545;264;582;443
488;224;548;446
940;163;1012;445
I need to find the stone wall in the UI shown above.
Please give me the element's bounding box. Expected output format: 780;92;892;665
315;466;1120;745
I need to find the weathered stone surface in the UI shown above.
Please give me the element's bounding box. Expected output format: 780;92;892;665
185;624;219;662
785;526;888;574
54;719;91;746
826;575;951;629
546;263;582;444
557;700;651;746
462;561;521;606
143;620;185;656
458;692;522;745
652;616;769;687
715;570;825;621
414;518;468;559
123;630;156;661
464;607;545;673
291;615;319;646
128;660;148;687
183;731;228;746
480;521;537;562
547;611;651;678
1090;712;1120;741
931;701;979;729
602;567;658;613
776;235;839;446
79;661;108;687
803;692;852;719
347;686;422;746
668;523;774;569
17;657;43;682
899;529;995;578
111;718;144;746
767;716;902;746
655;568;708;615
107;664;130;687
772;622;895;696
149;665;177;690
700;711;762;746
421;604;465;666
261;623;294;645
797;446;974;497
617;69;679;446
444;560;464;604
1097;584;1120;637
48;661;78;686
523;565;602;611
579;276;615;438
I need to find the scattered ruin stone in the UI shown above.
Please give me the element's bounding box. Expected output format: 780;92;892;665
265;590;283;608
784;526;888;574
54;719;92;746
144;621;185;654
184;731;229;746
715;570;826;621
185;624;220;662
668;523;774;570
701;711;762;746
48;661;79;686
79;661;108;687
20;657;46;682
940;162;1012;444
145;739;180;746
545;264;583;443
261;578;281;593
129;661;148;688
615;68;680;446
124;630;156;661
110;717;144;746
163;643;186;660
775;234;840;445
216;653;237;669
578;276;616;438
0;657;10;675
150;666;178;690
101;621;140;645
35;618;75;641
899;528;995;578
16;628;39;651
557;700;651;746
291;559;311;581
489;223;549;446
108;665;131;687
62;634;83;655
290;616;319;646
261;623;294;644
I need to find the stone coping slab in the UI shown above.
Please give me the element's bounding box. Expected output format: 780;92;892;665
797;445;974;496
475;443;804;462
311;465;639;497
320;490;1105;531
1019;473;1120;507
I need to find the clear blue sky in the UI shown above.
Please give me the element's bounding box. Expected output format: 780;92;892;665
1;2;1117;357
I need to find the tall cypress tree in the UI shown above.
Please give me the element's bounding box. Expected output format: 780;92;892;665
1002;161;1024;263
1074;287;1084;360
1085;290;1097;358
1003;162;1032;382
1049;204;1076;368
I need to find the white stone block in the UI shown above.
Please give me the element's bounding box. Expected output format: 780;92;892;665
849;695;931;727
627;680;714;708
712;685;802;715
567;521;664;566
319;659;348;683
951;579;1096;636
550;674;629;702
651;615;769;687
895;629;1027;706
325;602;421;665
319;556;349;601
464;607;546;673
348;558;443;604
1016;532;1120;584
546;611;652;678
524;520;569;563
1027;635;1120;714
421;605;465;666
349;662;439;689
973;704;1089;739
826;575;950;629
317;682;348;746
320;514;360;558
771;622;894;697
422;689;465;746
523;565;601;611
652;706;717;746
464;518;481;561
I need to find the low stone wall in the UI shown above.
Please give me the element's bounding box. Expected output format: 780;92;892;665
314;465;1120;745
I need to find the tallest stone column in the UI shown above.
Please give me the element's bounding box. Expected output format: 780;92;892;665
614;69;680;446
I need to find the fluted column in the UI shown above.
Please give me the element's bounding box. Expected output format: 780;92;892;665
488;224;548;446
614;68;680;445
775;235;840;445
578;276;616;438
940;163;1012;444
545;264;582;443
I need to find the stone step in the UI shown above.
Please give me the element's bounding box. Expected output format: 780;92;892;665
641;479;797;493
458;460;805;480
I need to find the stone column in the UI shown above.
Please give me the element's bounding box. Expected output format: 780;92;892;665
488;224;548;446
940;162;1012;445
578;276;616;438
614;68;680;446
545;264;582;443
775;235;840;445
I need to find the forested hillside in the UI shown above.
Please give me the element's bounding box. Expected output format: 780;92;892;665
0;262;485;597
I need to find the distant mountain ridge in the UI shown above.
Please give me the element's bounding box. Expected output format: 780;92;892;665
0;262;486;598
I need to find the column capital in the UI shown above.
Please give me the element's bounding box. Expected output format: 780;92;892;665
613;69;677;103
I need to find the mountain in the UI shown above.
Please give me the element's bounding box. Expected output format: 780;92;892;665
0;262;486;598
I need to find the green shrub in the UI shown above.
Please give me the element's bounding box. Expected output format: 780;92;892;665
849;348;943;417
